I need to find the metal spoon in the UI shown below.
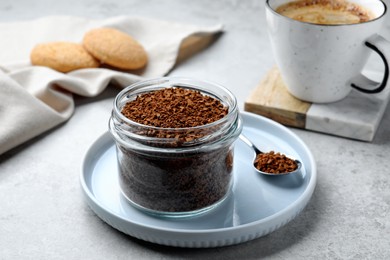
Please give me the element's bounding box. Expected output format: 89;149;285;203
239;134;302;176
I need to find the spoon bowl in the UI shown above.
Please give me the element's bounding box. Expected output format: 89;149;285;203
239;134;302;176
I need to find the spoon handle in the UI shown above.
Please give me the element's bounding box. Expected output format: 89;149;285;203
239;134;262;155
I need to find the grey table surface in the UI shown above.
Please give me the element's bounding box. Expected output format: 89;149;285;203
1;0;390;259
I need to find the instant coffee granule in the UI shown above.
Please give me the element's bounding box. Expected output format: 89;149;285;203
118;87;233;213
121;87;228;129
118;145;233;212
254;151;297;174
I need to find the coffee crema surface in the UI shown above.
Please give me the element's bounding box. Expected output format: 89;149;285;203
275;0;375;25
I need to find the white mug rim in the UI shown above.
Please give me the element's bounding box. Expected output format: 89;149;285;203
265;0;387;27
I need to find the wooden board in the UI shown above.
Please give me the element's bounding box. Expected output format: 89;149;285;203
245;67;311;128
176;33;219;64
244;67;390;141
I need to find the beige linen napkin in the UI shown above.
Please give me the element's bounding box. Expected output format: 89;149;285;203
0;16;223;155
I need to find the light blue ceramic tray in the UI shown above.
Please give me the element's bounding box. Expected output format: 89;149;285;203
80;111;317;248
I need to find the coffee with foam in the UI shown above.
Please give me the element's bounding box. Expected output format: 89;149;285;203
276;0;375;25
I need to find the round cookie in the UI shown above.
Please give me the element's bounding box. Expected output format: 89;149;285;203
30;42;100;73
83;27;148;70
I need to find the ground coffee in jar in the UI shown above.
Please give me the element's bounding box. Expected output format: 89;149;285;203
109;77;242;217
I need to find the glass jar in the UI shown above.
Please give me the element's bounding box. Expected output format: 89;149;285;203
109;77;242;218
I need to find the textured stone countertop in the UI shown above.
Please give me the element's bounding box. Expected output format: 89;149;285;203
1;0;389;259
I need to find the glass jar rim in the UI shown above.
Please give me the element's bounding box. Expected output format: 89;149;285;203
109;76;242;153
112;76;239;132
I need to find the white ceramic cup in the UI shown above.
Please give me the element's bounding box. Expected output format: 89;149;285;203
265;0;390;103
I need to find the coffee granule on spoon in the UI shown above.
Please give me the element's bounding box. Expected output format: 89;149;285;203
254;151;297;174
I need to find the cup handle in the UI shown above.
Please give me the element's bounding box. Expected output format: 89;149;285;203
351;34;390;94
